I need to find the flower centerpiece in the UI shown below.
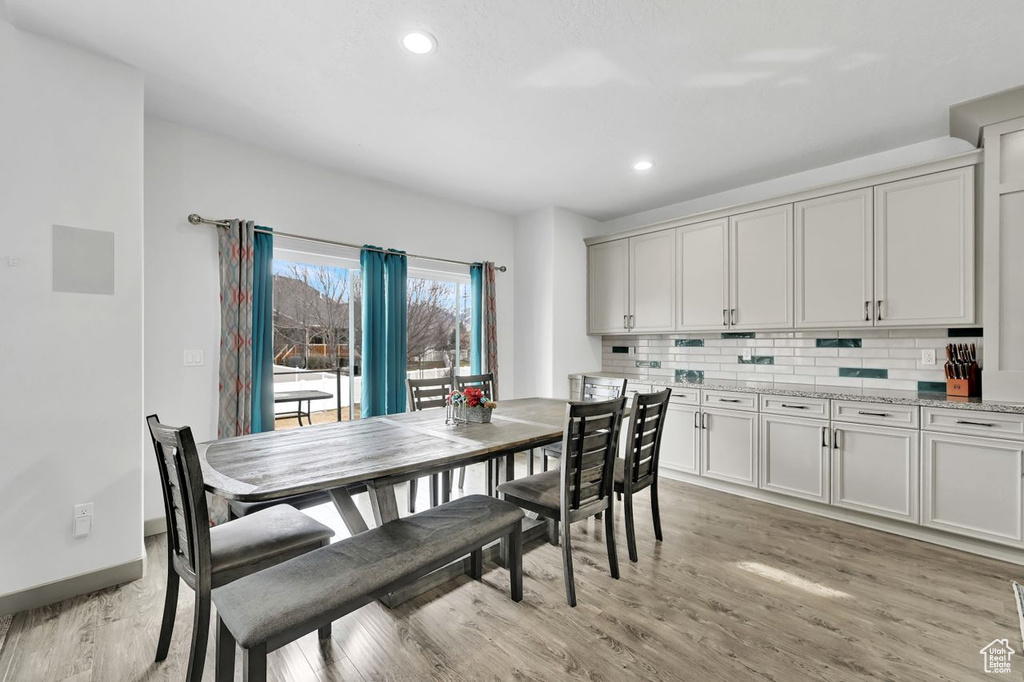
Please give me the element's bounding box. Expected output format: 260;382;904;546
446;386;497;424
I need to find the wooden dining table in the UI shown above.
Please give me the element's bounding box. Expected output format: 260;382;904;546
199;397;571;604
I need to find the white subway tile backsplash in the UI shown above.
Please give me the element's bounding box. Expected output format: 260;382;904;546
601;328;980;392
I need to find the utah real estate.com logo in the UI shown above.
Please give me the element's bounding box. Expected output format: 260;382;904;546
980;639;1015;674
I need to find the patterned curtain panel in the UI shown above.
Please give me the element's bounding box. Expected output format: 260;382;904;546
214;219;255;525
471;261;500;398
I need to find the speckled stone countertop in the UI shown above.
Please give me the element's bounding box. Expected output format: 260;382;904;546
568;373;1024;414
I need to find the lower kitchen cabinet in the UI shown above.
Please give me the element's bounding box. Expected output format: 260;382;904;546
701;407;758;487
659;401;700;474
759;414;830;503
831;423;919;522
922;432;1024;545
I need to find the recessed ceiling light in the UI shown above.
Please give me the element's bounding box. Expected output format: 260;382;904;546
633;160;655;171
402;31;437;55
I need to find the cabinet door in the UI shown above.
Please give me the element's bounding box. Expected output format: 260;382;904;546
831;424;919;522
794;189;874;328
874;167;975;326
759;414;830;503
701;408;758;487
587;240;630;334
729;205;793;329
629;231;676;332
922;432;1023;546
677;219;729;331
659;402;700;474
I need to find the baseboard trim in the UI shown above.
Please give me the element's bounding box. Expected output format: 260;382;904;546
0;557;144;616
660;466;1024;566
144;516;167;537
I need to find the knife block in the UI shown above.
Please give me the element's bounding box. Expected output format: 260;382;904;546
946;367;980;397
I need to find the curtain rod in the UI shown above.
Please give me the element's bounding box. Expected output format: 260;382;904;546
187;214;508;272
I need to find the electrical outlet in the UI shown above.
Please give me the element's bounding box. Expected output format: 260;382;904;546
921;349;936;365
6;256;20;267
73;503;93;538
183;349;205;367
74;503;94;517
742;348;753;361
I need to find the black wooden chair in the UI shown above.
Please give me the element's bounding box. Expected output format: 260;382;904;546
455;372;502;495
407;376;464;510
538;376;628;472
614;388;671;562
146;415;335;682
497;397;626;606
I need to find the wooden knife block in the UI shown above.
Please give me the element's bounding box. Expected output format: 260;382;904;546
946;368;980;397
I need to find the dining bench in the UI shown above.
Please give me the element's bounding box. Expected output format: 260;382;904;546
211;494;525;682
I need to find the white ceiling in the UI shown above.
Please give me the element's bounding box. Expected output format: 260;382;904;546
7;0;1024;220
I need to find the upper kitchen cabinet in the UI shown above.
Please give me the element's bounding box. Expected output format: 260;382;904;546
629;230;677;332
676;218;729;331
873;167;975;326
729;205;793;330
587;238;630;334
795;189;874;328
587;231;675;334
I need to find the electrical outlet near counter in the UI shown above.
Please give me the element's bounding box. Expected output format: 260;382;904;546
921;349;936;365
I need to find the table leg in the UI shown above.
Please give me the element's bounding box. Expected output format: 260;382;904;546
441;470;451;504
365;482;401;526
297;401;304;427
328;488;369;535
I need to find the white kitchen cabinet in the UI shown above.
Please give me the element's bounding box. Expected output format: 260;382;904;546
587;239;630;334
831;423;919;522
659;401;700;474
629;230;676;332
729;205;793;330
701;407;758;487
759;414;830;503
873;167;975;326
676;218;729;331
921;432;1024;546
794;189;874;328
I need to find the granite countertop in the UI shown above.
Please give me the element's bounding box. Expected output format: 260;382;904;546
568;373;1024;414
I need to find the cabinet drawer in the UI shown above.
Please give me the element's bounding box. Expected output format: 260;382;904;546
922;407;1024;441
668;386;700;406
702;390;757;412
831;400;919;428
760;394;829;418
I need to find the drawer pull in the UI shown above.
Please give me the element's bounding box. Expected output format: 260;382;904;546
693;411;700;429
719;398;742;403
955;419;996;428
857;410;890;418
781;403;807;410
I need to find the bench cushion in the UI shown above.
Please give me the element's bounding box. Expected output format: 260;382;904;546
209;504;334;588
213;494;523;648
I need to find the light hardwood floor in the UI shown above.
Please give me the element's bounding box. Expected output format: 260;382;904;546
1;456;1020;681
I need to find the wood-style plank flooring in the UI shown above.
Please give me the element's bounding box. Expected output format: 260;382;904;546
2;456;1020;681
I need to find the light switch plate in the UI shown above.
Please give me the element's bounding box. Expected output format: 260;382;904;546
921;349;936;365
183;349;205;367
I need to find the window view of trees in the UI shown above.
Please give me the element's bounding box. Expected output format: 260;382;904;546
272;262;358;371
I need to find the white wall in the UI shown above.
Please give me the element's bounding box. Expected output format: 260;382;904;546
595;136;976;236
143;118;516;523
513;208;602;399
0;17;144;597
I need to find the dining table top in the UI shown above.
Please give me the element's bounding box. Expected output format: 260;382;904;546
199;397;572;502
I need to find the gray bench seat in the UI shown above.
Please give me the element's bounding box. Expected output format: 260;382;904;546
212;494;524;682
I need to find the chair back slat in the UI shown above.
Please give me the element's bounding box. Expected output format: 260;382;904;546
622;389;672;491
455;373;496;400
579;376;628;402
146;415;212;587
407;376;454;411
559;397;626;511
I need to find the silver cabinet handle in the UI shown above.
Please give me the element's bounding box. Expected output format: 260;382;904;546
876;300;883;321
781;403;807;410
629;314;635;328
719;398;742;403
858;410;890;418
956;419;995;427
731;308;737;325
723;308;728;326
864;301;870;322
833;428;841;449
693;411;700;429
623;315;628;329
821;426;828;447
701;412;708;429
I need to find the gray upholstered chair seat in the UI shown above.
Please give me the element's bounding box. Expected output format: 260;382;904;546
208;504;335;588
228;490;333;519
496;470;562;511
214;495;524;648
